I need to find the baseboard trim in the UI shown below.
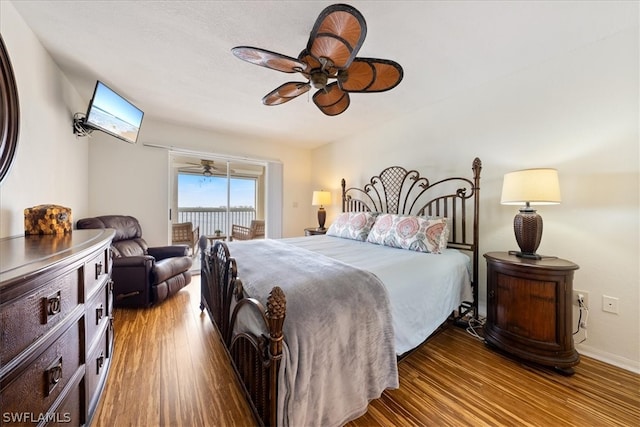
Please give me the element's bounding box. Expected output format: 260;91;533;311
577;344;640;374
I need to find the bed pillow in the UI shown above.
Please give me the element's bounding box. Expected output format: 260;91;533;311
326;211;377;241
366;214;449;253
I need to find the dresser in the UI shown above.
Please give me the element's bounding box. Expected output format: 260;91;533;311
0;229;115;425
483;252;580;375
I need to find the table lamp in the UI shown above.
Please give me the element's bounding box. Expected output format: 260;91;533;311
312;190;331;230
501;168;561;259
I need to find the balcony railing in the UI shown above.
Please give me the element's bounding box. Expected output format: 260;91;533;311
177;207;256;237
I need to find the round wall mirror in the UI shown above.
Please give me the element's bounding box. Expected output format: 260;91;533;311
0;35;20;184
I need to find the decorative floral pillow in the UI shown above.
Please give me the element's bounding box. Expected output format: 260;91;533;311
366;214;449;253
326;212;377;241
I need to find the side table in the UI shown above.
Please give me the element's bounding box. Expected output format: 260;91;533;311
304;227;327;236
484;251;580;375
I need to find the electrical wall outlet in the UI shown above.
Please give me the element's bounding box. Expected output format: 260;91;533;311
573;290;589;307
602;295;619;314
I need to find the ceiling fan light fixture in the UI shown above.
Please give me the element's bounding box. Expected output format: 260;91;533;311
336;69;348;84
232;3;403;116
310;71;328;89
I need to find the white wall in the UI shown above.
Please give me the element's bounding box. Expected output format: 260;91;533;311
0;2;89;238
3;0;637;372
87;118;312;246
312;25;639;371
0;0;312;246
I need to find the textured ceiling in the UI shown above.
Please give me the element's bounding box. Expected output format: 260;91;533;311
11;1;637;149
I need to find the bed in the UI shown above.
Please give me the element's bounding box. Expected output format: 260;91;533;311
199;158;482;426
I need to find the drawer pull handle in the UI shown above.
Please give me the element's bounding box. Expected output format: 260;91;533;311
97;351;105;374
43;291;61;323
108;279;114;293
48;294;61;315
489;290;495;299
45;357;63;396
96;303;104;324
95;261;103;279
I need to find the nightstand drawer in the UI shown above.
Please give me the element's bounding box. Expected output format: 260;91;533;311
493;273;557;342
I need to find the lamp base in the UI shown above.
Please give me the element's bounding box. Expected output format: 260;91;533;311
513;208;542;255
317;207;326;230
508;250;557;260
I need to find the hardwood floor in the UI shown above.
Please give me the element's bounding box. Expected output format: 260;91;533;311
93;276;254;426
94;276;640;426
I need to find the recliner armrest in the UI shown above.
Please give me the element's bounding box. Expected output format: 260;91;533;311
111;255;154;307
148;245;190;260
113;255;155;267
152;257;193;284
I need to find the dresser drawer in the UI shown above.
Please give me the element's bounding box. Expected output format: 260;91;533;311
84;247;111;300
49;374;84;426
0;269;81;363
86;325;113;417
86;281;110;349
0;317;83;417
0;375;83;426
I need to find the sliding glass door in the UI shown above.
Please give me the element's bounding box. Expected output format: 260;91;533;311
170;154;266;239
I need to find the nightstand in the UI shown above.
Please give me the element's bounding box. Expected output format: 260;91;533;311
304;227;327;236
483;251;580;375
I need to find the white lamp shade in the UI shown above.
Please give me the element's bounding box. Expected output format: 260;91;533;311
501;168;561;205
312;190;331;206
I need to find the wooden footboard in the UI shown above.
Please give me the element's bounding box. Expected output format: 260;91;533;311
199;237;285;427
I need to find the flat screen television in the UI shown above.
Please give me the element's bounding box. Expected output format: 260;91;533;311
84;81;144;144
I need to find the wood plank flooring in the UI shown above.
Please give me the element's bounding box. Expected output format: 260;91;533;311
93;276;640;426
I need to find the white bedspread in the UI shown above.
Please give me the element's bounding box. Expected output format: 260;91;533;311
282;235;473;355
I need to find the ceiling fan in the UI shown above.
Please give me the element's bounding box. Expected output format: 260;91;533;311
178;160;233;176
231;3;404;116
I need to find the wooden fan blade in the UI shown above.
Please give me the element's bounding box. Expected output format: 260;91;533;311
231;46;306;73
307;4;367;70
339;58;404;92
262;82;311;105
313;83;350;116
298;49;324;75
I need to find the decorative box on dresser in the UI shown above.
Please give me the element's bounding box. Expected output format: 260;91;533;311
0;228;115;425
483;251;580;375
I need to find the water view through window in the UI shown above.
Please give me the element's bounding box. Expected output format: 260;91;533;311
178;174;255;208
177;173;256;235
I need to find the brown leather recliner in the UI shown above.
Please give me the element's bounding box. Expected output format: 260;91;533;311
76;215;192;308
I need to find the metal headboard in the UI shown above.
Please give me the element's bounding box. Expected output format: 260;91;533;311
341;158;482;317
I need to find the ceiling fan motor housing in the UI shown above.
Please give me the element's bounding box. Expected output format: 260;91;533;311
310;70;328;89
